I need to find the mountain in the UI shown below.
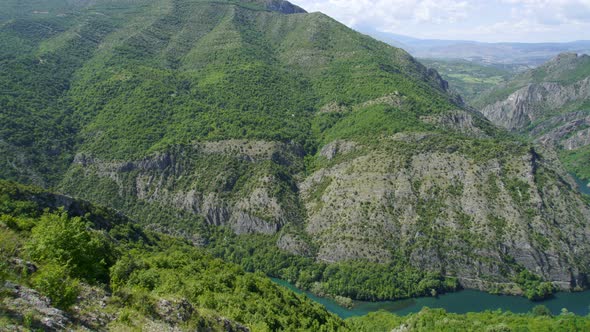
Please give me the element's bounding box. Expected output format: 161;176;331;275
3;181;590;331
1;0;590;304
476;53;590;183
361;29;590;67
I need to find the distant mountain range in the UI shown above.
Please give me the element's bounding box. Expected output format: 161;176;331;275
360;28;590;67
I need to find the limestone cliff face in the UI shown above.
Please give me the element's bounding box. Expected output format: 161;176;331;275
62;140;305;236
301;135;590;291
480;78;590;131
533;111;590;150
478;53;590;190
60;132;590;292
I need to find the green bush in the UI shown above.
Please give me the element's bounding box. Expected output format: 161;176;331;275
532;305;552;317
515;270;555;300
31;263;80;309
0;222;22;281
25;209;115;283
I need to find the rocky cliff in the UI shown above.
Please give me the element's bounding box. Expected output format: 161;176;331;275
62;140;305;236
480;78;590;130
477;53;590;185
60;105;590;293
301;135;590;291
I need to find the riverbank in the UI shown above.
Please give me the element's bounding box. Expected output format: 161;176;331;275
272;279;590;319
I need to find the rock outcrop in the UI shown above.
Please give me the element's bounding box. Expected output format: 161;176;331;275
62;140;305;235
2;282;71;331
480;78;590;131
301;136;590;290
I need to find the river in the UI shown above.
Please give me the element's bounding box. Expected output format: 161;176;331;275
573;174;590;196
272;279;590;319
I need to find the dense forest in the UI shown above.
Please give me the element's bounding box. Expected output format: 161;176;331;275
1;1;590;330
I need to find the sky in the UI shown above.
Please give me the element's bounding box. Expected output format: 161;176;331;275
291;0;590;43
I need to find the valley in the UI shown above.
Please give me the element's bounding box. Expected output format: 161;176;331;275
1;0;590;331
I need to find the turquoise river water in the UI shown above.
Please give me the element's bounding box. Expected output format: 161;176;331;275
272;279;590;319
574;174;590;195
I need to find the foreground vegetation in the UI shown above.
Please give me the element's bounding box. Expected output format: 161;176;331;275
346;308;590;332
1;180;590;331
0;180;344;331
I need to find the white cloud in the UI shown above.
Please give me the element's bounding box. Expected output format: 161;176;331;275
504;0;590;24
295;0;470;28
291;0;590;42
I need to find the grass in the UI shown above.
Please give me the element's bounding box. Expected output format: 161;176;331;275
420;58;515;103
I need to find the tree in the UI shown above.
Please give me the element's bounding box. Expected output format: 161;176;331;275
532;305;552;317
26;209;114;283
31;263;80;309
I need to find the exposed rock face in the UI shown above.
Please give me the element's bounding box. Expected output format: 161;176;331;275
562;128;590;150
60;132;590;292
420;110;486;137
277;233;313;256
2;281;71;331
301;136;590;290
155;299;194;324
319;140;358;160
532;111;590;147
62;140;305;235
480;78;590;131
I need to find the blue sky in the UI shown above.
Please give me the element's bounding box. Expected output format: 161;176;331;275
291;0;590;43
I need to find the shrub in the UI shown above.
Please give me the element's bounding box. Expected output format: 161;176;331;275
532;305;552;317
25;209;114;283
31;264;80;309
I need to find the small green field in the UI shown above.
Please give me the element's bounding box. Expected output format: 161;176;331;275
420;58;517;103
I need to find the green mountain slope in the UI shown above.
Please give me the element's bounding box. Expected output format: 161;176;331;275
1;0;590;304
476;53;590;182
0;179;344;331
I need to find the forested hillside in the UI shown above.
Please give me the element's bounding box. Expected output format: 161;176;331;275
1;0;589;307
0;179;345;330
